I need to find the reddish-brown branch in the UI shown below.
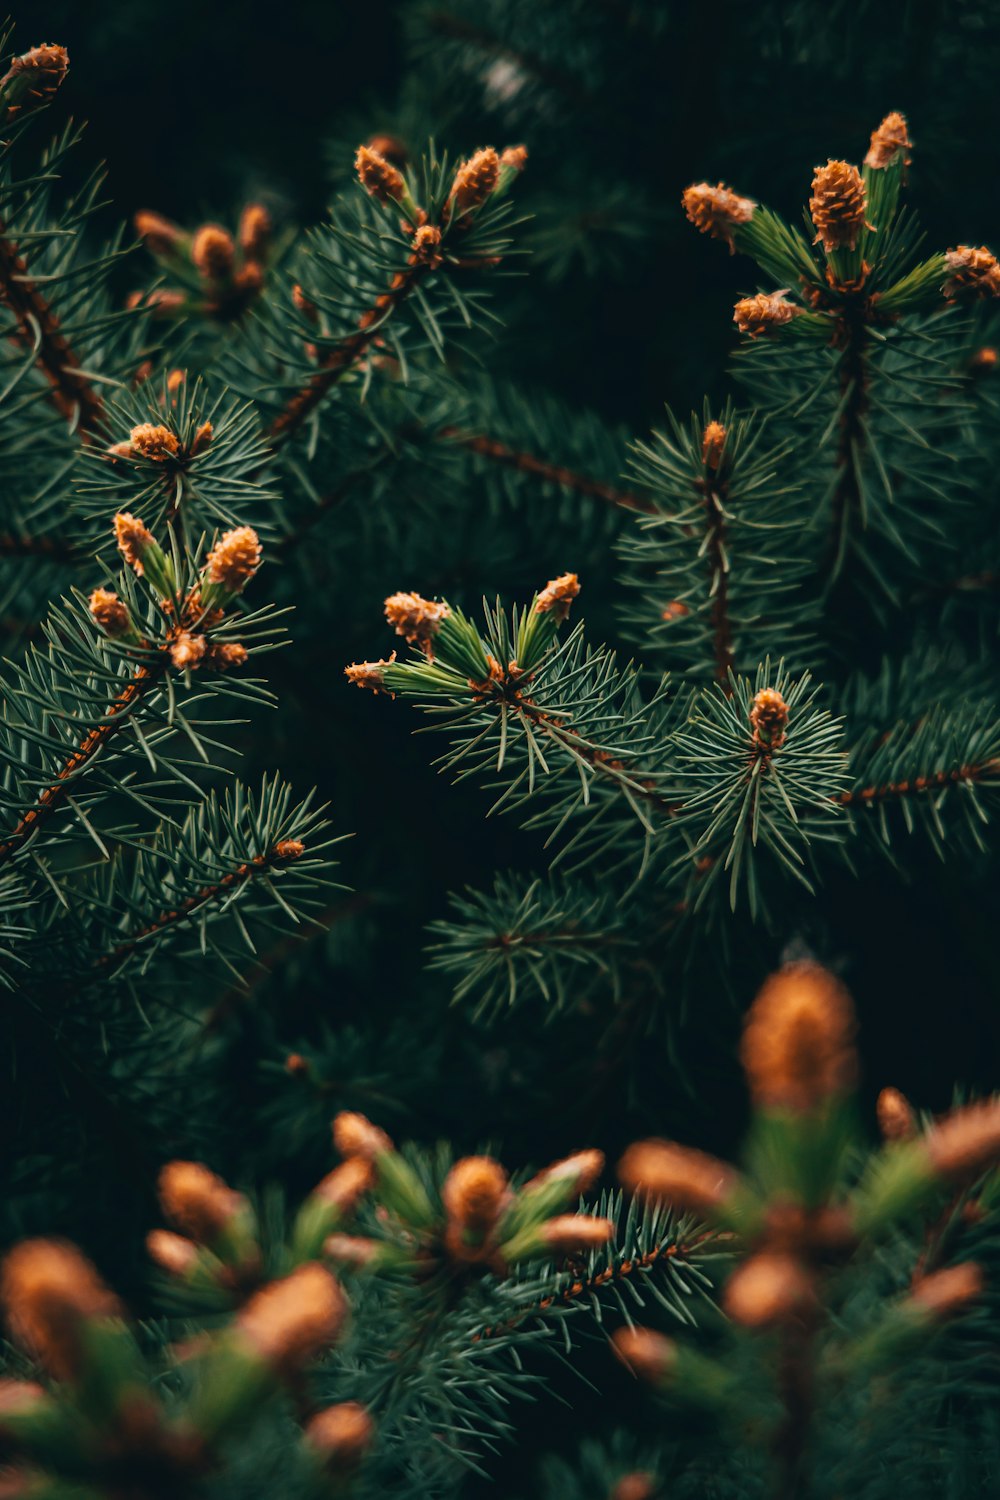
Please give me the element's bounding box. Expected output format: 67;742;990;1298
0;220;106;435
440;428;656;515
0;663;162;868
835;759;1000;806
475;1231;716;1341
269;262;430;444
96;846;305;971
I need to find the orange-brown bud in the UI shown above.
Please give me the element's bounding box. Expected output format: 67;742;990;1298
192;223;235;279
535;572;580;620
864;111;912;171
304;1401;374;1473
206;641;249;671
443;1157;508;1261
191;420;213;456
411;224;443;263
1;43;69;113
701;420;727;470
333;1111;394;1162
877;1086;916;1142
146;1229;201;1278
135;210;184;256
1;1240;121;1381
237;1264;347;1375
523;1149;604;1198
810;160;869;252
273;838;305;860
169;631;206;670
750;687;789;750
205;526;262;595
971;346;998;372
723;1251;816;1328
682;182;756;253
449;148;500;215
908;1262;983;1320
113;512;156;575
323;1234;383;1270
500;144;528;173
238;202;271;260
384;591;450;649
734;290;800;339
88;587;131;639
925;1098;1000;1182
539;1214;614;1255
365;133;408;167
314;1157;374;1214
943;246;1000;300
740;962;857;1114
612;1325;676;1385
661;600;690;623
344;656;396;694
130;422;180;461
612;1475;658;1500
355;144;406;204
158;1160;248;1244
619;1139;736;1217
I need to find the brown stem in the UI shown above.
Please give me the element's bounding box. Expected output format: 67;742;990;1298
697;474;735;687
95;845;305;972
475;1231;716;1340
0;218;106;435
0;662;162;868
835;759;1000;806
440;428;656;515
774;1314;817;1500
268;262;430;445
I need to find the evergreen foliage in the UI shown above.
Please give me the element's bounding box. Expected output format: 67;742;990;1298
1;5;1000;1498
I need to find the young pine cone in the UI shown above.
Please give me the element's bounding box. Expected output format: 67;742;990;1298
810;160;869;252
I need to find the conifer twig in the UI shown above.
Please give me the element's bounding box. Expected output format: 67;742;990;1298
834;759;1000;806
0;662;163;868
0;220;107;434
439;427;656;514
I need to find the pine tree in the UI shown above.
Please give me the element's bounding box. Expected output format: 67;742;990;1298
1;6;1000;1498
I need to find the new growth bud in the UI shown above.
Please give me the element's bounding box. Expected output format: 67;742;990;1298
810;160;869;253
682;183;756;253
355;144;407;204
304;1401;375;1475
158;1161;249;1246
723;1251;816;1328
236;1263;347;1376
384;591;450;651
443;1156;509;1262
907;1262;983;1321
449;148;500;215
130;423;180;461
134;211;184;256
864;112;912;171
619;1139;736;1218
740;962;857;1115
203;526;262;598
192;224;236;279
333;1111;394;1162
1;1239;121;1381
88;588;133;640
734;291;800;339
750;687;789;750
344;656;396;694
535;572;580;621
943;246;1000;300
877;1086;917;1142
701;420;727;470
0;43;69;122
612;1326;676;1387
113;512;156;576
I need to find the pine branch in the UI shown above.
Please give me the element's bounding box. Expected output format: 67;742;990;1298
0;212;106;434
268;259;432;444
439;426;656;514
0;659;163;869
836;757;1000;806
